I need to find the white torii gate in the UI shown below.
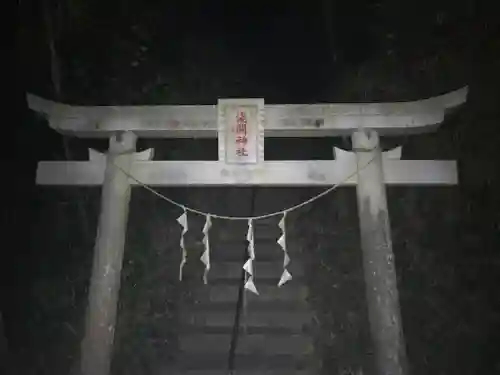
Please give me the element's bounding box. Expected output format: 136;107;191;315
27;87;467;375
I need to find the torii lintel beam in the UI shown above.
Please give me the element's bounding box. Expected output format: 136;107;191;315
36;149;457;186
26;87;467;138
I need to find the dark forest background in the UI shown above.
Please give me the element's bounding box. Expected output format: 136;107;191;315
6;0;500;374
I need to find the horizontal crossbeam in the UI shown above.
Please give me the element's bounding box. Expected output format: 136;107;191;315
26;88;467;138
36;159;457;186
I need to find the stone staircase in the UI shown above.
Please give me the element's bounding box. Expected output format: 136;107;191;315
173;193;316;375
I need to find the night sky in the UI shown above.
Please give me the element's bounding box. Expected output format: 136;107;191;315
8;1;500;374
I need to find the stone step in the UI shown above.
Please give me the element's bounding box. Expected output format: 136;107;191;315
207;277;304;286
180;333;314;356
182;325;310;335
184;310;313;332
209;261;305;281
211;243;283;261
177;352;315;370
254;225;284;240
188;301;311;313
172;369;313;375
193;284;309;304
175;353;314;371
215;223;293;241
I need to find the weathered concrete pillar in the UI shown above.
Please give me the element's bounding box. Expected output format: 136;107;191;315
80;132;137;375
352;130;408;375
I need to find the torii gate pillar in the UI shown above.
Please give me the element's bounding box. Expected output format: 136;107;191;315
80;132;137;375
353;130;408;375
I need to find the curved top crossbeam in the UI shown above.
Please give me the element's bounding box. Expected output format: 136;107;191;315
26;87;467;138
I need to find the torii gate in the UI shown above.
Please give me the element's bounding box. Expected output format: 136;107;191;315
27;87;467;375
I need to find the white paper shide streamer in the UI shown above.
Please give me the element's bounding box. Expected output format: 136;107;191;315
243;219;259;294
177;209;188;281
277;212;292;287
200;215;212;284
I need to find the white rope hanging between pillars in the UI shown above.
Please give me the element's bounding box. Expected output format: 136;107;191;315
277;212;292;287
200;215;212;284
116;152;378;290
243;219;259;295
177;209;188;281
